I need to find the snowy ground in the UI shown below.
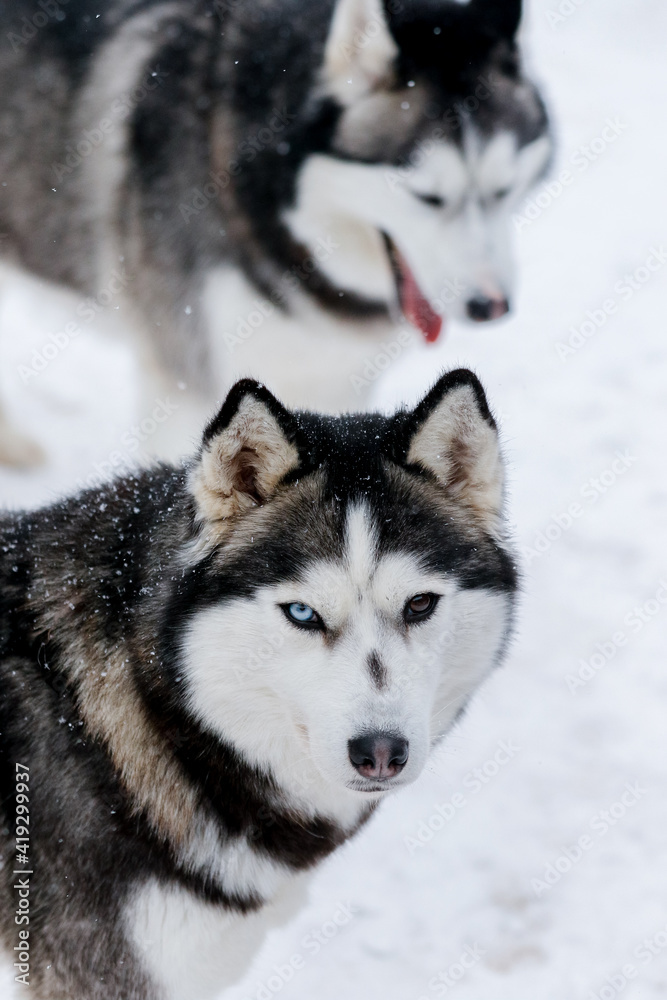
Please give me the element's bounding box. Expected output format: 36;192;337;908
2;1;667;997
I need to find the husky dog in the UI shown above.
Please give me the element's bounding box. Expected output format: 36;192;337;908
0;0;550;462
0;369;516;999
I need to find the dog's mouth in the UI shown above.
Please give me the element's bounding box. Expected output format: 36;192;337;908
383;233;443;343
346;777;405;794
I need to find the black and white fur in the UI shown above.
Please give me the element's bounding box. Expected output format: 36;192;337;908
0;0;551;462
0;369;517;999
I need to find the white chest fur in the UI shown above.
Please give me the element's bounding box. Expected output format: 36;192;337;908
126;873;311;1000
203;267;415;413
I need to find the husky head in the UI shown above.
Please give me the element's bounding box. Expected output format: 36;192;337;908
229;0;551;340
180;372;516;807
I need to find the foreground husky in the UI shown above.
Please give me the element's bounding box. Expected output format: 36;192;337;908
0;0;550;461
0;370;516;999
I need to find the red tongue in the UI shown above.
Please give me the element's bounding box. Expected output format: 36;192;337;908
395;251;443;343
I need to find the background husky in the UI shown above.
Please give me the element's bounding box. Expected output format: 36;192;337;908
0;369;516;1000
0;0;550;463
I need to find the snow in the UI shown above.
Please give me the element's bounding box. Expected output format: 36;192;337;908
2;0;667;997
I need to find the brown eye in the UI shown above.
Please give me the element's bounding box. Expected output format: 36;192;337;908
415;192;446;208
404;593;439;623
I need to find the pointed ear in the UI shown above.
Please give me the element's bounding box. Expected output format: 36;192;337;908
323;0;398;105
472;0;522;39
189;380;302;524
404;370;505;530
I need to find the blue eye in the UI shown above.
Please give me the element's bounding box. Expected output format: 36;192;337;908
282;603;324;630
289;603;315;622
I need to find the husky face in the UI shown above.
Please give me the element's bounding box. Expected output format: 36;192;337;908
0;369;517;1000
182;371;516;804
284;0;551;339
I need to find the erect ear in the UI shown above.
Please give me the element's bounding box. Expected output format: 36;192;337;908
322;0;398;105
189;380;302;524
471;0;522;39
404;370;504;530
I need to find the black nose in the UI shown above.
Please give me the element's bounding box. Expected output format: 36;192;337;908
466;296;510;322
348;732;409;781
